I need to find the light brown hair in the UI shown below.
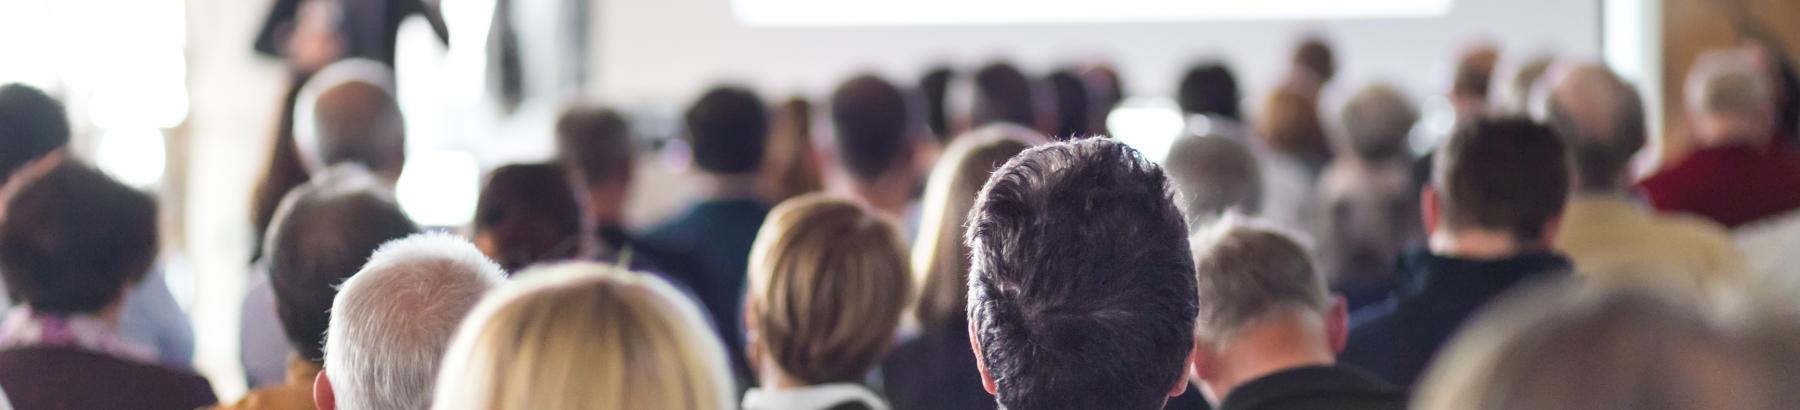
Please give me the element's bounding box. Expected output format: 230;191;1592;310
912;128;1031;330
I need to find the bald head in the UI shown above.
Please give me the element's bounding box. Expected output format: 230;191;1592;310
1686;49;1776;148
295;60;407;182
1544;64;1646;191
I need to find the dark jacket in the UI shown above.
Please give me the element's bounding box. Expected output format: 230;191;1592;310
881;320;992;410
642;198;771;385
1217;365;1404;410
1339;248;1571;390
0;346;217;410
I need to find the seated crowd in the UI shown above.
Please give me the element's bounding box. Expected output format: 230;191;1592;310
1;33;1799;410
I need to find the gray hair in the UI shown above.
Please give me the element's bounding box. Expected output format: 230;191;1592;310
324;232;506;410
1685;49;1775;144
1542;64;1646;191
1164;135;1262;230
1338;83;1418;162
1188;217;1326;342
294;59;407;179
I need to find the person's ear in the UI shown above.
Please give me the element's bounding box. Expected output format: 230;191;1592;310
1327;295;1350;354
1170;348;1194;397
1421;185;1441;236
314;368;336;410
969;321;999;395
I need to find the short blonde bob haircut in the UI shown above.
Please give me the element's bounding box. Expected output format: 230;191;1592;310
747;194;914;384
432;262;735;410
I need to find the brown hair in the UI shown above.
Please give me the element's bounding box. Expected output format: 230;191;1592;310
555;105;633;190
1453;46;1501;100
761;97;824;203
747;194;912;384
1258;90;1333;168
912;128;1031;330
473;163;586;272
1432;117;1569;241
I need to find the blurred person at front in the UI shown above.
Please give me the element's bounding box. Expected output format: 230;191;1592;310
0;163;216;409
432;263;736;410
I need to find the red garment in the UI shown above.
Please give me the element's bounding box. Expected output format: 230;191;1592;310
1638;138;1800;229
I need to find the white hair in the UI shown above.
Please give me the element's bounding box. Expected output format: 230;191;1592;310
324;232;506;410
1685;49;1773;119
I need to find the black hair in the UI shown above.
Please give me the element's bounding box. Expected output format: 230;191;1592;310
830;74;915;182
267;167;419;363
0;84;71;183
1176;63;1241;120
0;162;156;315
684;86;769;174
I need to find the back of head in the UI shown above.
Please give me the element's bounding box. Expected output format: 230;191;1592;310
685;86;770;174
434;263;736;410
966;138;1197;410
0;162;155;315
748;194;912;384
1163;135;1262;228
1258;90;1332;167
1685;49;1776;147
0;84;70;184
1432;118;1569;241
294;59;407;179
326;233;504;409
1454;46;1501;101
1293;36;1338;84
473;163;584;272
919;67;957;143
555;105;634;191
1177;63;1242;121
1417;280;1763;410
267;165;419;363
1045;69;1095;139
1506;56;1556;112
1543;65;1647;191
830;74;916;183
1340;83;1420;162
912;128;1032;330
1189;219;1327;342
1314;159;1420;290
972;62;1040;130
763;97;825;203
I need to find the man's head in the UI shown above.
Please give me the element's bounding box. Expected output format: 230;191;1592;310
267;165;420;364
1452;45;1501;115
0;84;71;222
1314;159;1420;292
1187;219;1347;403
1045;69;1097;139
1426;118;1569;246
829;74;919;203
685;86;769;175
966;138;1197;410
1685;49;1777;148
1292;36;1337;85
1257;90;1332;168
1163;135;1261;229
1339;83;1419;162
968;62;1043;132
1542;64;1647;191
294;59;407;182
919;67;957;143
316;233;505;410
0;162;156;316
472;163;585;272
555;105;634;226
1177;63;1242;121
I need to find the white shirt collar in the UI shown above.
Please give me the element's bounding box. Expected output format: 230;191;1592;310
742;383;889;410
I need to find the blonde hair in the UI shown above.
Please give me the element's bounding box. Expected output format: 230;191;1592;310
912;127;1033;329
748;194;913;384
431;263;735;410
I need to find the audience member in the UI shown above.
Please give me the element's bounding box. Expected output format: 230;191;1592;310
1338;83;1419;165
234;165;418;409
1415;280;1764;410
472;163;588;272
966;138;1198;409
1175;64;1313;231
883;127;1031;410
0;83;197;371
1045;69;1098;139
762;97;825;203
643;85;772;384
919;66;957;143
1164;134;1261;229
0;162;216;409
1284;35;1337;102
556;105;641;258
1187;219;1404;410
1177;63;1242;123
1079;63;1126;136
1502;56;1555;113
1412;45;1501;192
1639;49;1800;229
1540;63;1746;287
1257;90;1333;175
1339;118;1573;389
959;62;1045;134
292;59;408;183
312;233;503;410
1316;83;1425;310
742;195;911;410
434;263;736;410
827;74;923;223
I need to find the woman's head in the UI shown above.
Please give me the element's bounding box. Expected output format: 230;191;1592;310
911;126;1032;329
747;194;913;385
472;163;586;272
433;263;735;410
0;162;156;316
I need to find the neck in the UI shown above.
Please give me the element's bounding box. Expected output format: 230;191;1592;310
849;182;911;219
1203;312;1336;403
701;173;764;200
759;363;813;391
1428;228;1528;260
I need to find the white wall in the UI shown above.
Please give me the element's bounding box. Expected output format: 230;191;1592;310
594;0;1602;108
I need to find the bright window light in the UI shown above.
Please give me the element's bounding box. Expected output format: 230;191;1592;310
396;150;482;227
1107;97;1186;163
734;0;1455;26
94;128;168;188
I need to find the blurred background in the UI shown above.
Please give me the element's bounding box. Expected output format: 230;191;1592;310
0;0;1792;398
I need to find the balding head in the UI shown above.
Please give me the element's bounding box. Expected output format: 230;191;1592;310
1685;49;1776;148
1543;64;1646;191
1164;135;1262;229
295;59;407;182
1339;83;1419;162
